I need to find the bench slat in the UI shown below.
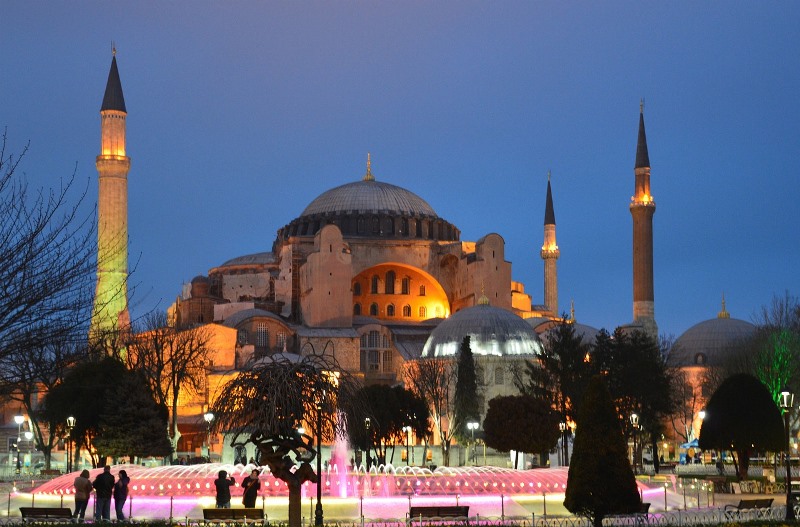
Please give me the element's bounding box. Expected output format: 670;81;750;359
202;508;264;520
20;507;73;519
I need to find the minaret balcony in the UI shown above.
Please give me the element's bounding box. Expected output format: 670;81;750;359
629;196;656;208
540;247;560;259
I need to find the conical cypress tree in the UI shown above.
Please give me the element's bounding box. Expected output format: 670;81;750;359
564;375;640;527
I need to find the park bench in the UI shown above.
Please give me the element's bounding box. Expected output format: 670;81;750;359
408;506;469;523
202;508;265;524
724;498;774;519
19;507;73;522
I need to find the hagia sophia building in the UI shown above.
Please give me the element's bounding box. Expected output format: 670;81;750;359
88;54;756;464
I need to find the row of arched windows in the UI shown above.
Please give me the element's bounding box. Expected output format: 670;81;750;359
354;274;425;296
354;303;428;318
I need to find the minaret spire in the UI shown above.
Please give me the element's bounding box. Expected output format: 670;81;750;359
541;171;559;316
363;152;375;181
630;101;657;337
718;292;730;319
91;51;131;350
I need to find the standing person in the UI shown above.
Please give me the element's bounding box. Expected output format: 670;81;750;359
214;470;236;508
73;469;93;522
241;469;261;508
93;466;115;521
113;469;130;521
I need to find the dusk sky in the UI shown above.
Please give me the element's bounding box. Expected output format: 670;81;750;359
3;2;799;338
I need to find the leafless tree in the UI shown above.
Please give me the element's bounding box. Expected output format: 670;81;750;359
127;311;213;458
405;358;456;466
210;353;361;527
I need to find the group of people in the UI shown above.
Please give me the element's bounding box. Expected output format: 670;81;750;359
72;467;130;522
214;469;261;508
72;467;261;520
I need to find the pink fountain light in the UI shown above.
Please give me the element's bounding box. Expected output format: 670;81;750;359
33;463;579;500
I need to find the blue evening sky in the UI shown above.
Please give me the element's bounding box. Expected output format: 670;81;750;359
2;2;799;338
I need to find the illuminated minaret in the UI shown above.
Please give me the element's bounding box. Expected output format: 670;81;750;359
540;171;559;316
91;49;130;338
630;101;657;337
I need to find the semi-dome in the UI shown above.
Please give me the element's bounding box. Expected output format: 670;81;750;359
421;303;543;358
300;180;438;218
669;304;755;367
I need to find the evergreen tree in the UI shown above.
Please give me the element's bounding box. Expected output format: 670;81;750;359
564;375;640;527
453;336;481;442
698;373;783;480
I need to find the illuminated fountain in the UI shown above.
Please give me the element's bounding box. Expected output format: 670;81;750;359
22;463;673;521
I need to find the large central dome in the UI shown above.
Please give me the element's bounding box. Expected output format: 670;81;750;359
300;180;437;218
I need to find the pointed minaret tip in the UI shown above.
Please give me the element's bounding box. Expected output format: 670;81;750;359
363;152;375;181
718;292;730;319
570;299;575;321
101;49;127;113
635;100;650;169
544;172;556;226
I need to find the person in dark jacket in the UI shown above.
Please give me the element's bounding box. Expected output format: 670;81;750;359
113;469;130;520
93;466;115;520
241;469;261;508
214;470;236;508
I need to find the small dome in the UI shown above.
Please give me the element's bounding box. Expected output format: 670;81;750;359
669;316;756;367
300;180;437;218
422;304;543;358
190;275;210;297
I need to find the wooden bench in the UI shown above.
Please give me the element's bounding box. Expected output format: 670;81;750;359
19;507;73;522
202;508;265;523
724;498;774;518
408;506;469;522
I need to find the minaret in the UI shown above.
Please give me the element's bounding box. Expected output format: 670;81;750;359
91;49;131;340
630;101;657;337
540;171;559;316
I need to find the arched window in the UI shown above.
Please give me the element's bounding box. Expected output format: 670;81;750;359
387;304;395;317
401;277;410;295
353;303;361;316
371;275;379;294
370;303;379;316
372;217;380;234
357;216;365;234
255;323;269;349
419;285;426;296
402;304;411;317
435;306;443;317
237;329;248;345
419;306;427;318
494;367;505;385
401;218;409;235
353;282;362;296
385;271;395;294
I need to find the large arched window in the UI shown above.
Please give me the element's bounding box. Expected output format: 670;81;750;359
255;323;269;349
385;271;396;294
353;282;362;296
402;304;411;317
370;303;379;316
371;275;379;294
419;306;427;318
360;330;393;374
387;304;395;317
353;303;362;316
401;277;410;295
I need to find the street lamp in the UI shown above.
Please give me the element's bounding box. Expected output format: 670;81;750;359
364;418;372;468
14;415;24;475
781;388;795;520
467;422;479;465
315;390;326;527
66;416;76;473
23;431;33;472
559;422;567;466
630;413;639;475
203;411;214;460
402;426;412;466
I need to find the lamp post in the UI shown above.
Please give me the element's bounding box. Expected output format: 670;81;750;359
66;416;76;473
402;426;412;466
559;422;567;466
23;431;33;472
630;413;639;475
315;390;325;527
781;388;795;520
467;422;479;465
203;411;214;460
14;415;24;475
364;418;372;468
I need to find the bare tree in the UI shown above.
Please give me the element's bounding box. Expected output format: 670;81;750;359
405;358;456;466
127;312;212;458
210;353;361;527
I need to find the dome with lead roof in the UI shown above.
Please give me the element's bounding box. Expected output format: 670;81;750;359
669;300;756;367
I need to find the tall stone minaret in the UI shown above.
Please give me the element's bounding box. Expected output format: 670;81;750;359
91;50;130;338
630;101;657;337
540;171;559;317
